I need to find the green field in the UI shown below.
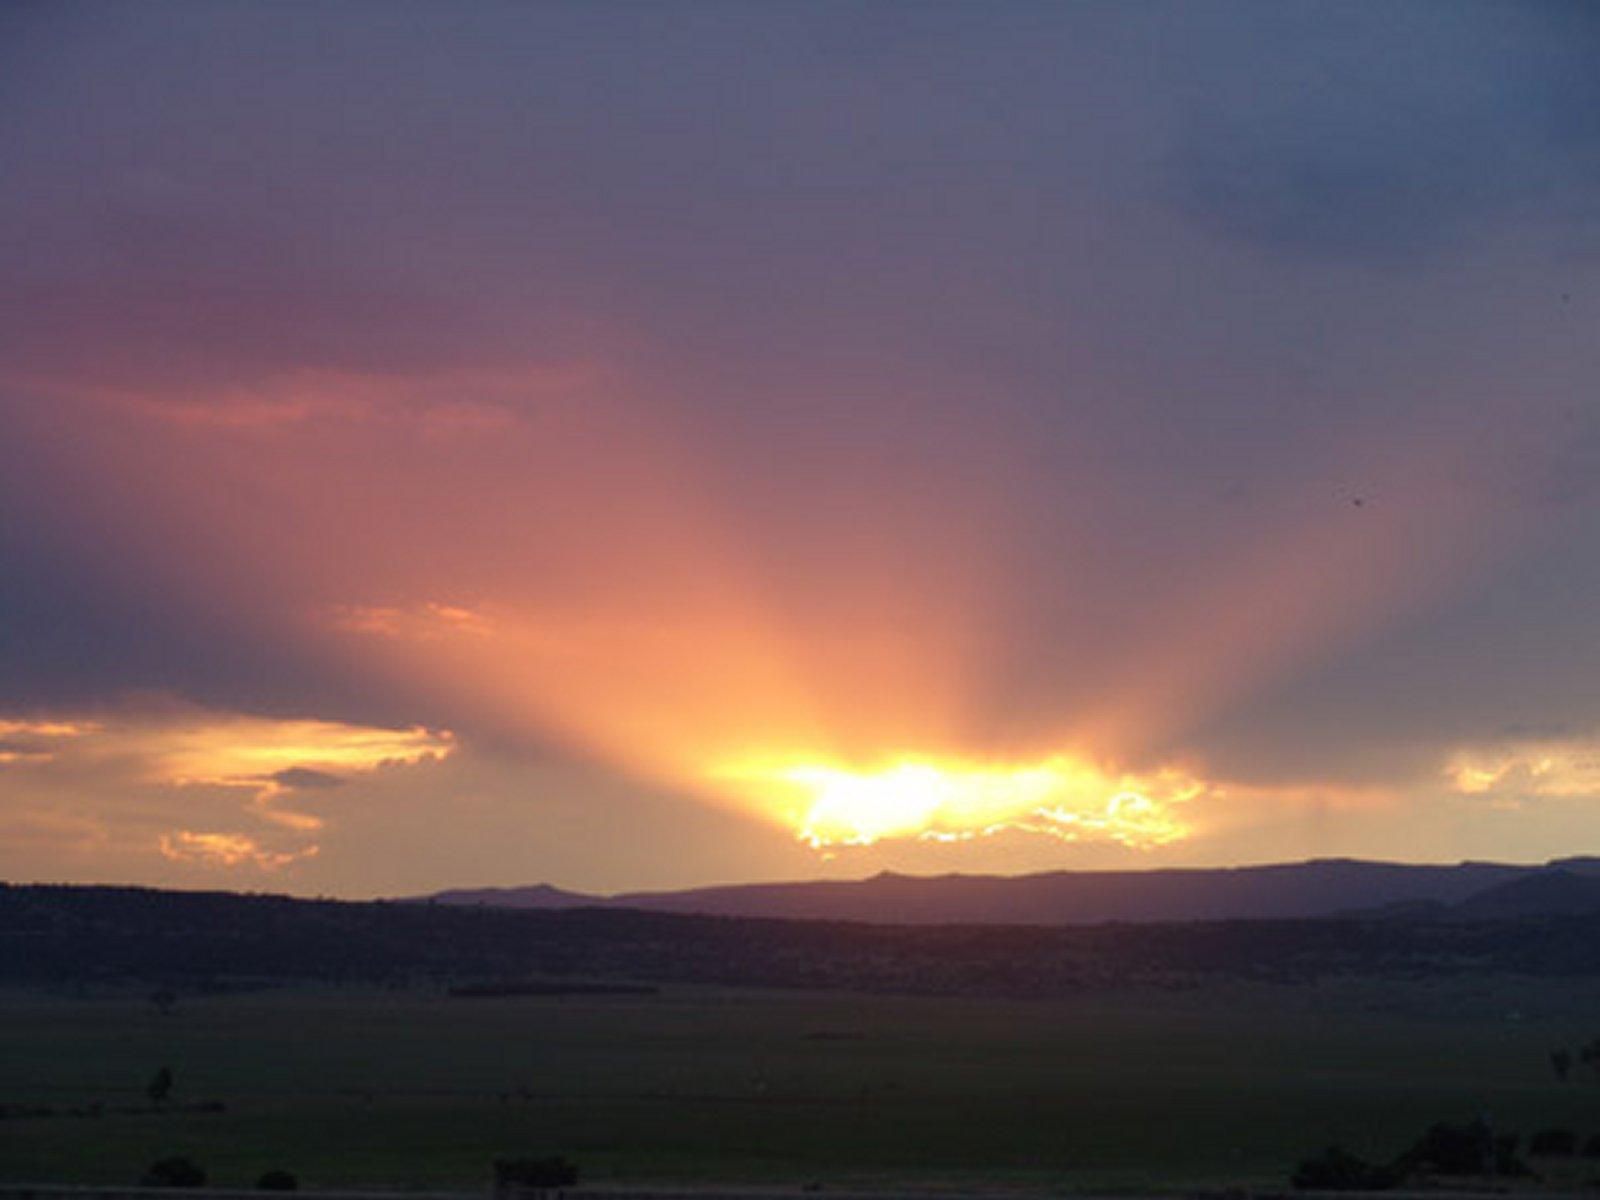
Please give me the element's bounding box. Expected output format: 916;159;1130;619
2;978;1598;1192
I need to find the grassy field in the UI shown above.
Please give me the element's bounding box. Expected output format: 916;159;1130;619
1;977;1598;1192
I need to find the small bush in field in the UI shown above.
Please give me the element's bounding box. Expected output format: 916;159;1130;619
1531;1128;1576;1157
1292;1145;1399;1190
493;1155;579;1191
140;1157;206;1188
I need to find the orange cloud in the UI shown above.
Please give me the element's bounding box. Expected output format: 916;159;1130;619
0;718;100;765
159;831;319;870
328;602;495;640
148;714;451;790
0;705;453;872
0;719;100;737
1446;737;1600;807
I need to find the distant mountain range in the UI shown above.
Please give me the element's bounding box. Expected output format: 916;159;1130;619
423;857;1600;925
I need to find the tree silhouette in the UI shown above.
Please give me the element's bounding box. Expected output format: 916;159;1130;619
1550;1048;1572;1082
146;1066;174;1106
1530;1128;1575;1157
1394;1121;1530;1178
140;1156;206;1187
1291;1146;1398;1190
1579;1037;1600;1078
493;1156;579;1195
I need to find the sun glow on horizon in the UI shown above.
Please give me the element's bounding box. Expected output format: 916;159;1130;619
718;754;1202;850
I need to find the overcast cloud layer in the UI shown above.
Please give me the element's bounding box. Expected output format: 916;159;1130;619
3;2;1600;894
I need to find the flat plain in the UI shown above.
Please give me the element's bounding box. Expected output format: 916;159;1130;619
1;977;1598;1193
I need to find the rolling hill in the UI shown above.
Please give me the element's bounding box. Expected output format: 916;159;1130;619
7;879;1600;993
425;856;1600;924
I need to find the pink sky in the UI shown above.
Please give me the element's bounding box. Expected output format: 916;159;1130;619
3;3;1600;895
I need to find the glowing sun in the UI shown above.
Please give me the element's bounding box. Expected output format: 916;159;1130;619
718;754;1201;849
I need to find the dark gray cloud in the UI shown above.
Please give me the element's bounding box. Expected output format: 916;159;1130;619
0;391;440;732
267;767;345;791
1164;2;1600;262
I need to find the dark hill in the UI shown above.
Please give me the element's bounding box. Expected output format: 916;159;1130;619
431;882;595;909
1454;868;1600;919
10;881;1600;995
428;858;1537;925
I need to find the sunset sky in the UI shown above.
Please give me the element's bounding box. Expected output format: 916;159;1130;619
4;2;1600;897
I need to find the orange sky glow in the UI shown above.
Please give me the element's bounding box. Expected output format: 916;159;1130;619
0;369;1521;885
4;4;1599;895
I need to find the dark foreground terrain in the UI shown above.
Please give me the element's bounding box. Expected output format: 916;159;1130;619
5;883;1600;994
4;979;1600;1192
3;886;1600;1192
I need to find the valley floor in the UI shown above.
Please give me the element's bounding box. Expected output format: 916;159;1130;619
1;978;1598;1193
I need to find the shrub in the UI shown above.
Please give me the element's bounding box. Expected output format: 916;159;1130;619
1580;1037;1600;1077
257;1169;299;1191
1292;1146;1399;1191
146;1066;175;1106
1531;1128;1577;1157
1394;1120;1530;1178
140;1156;207;1188
493;1155;579;1192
